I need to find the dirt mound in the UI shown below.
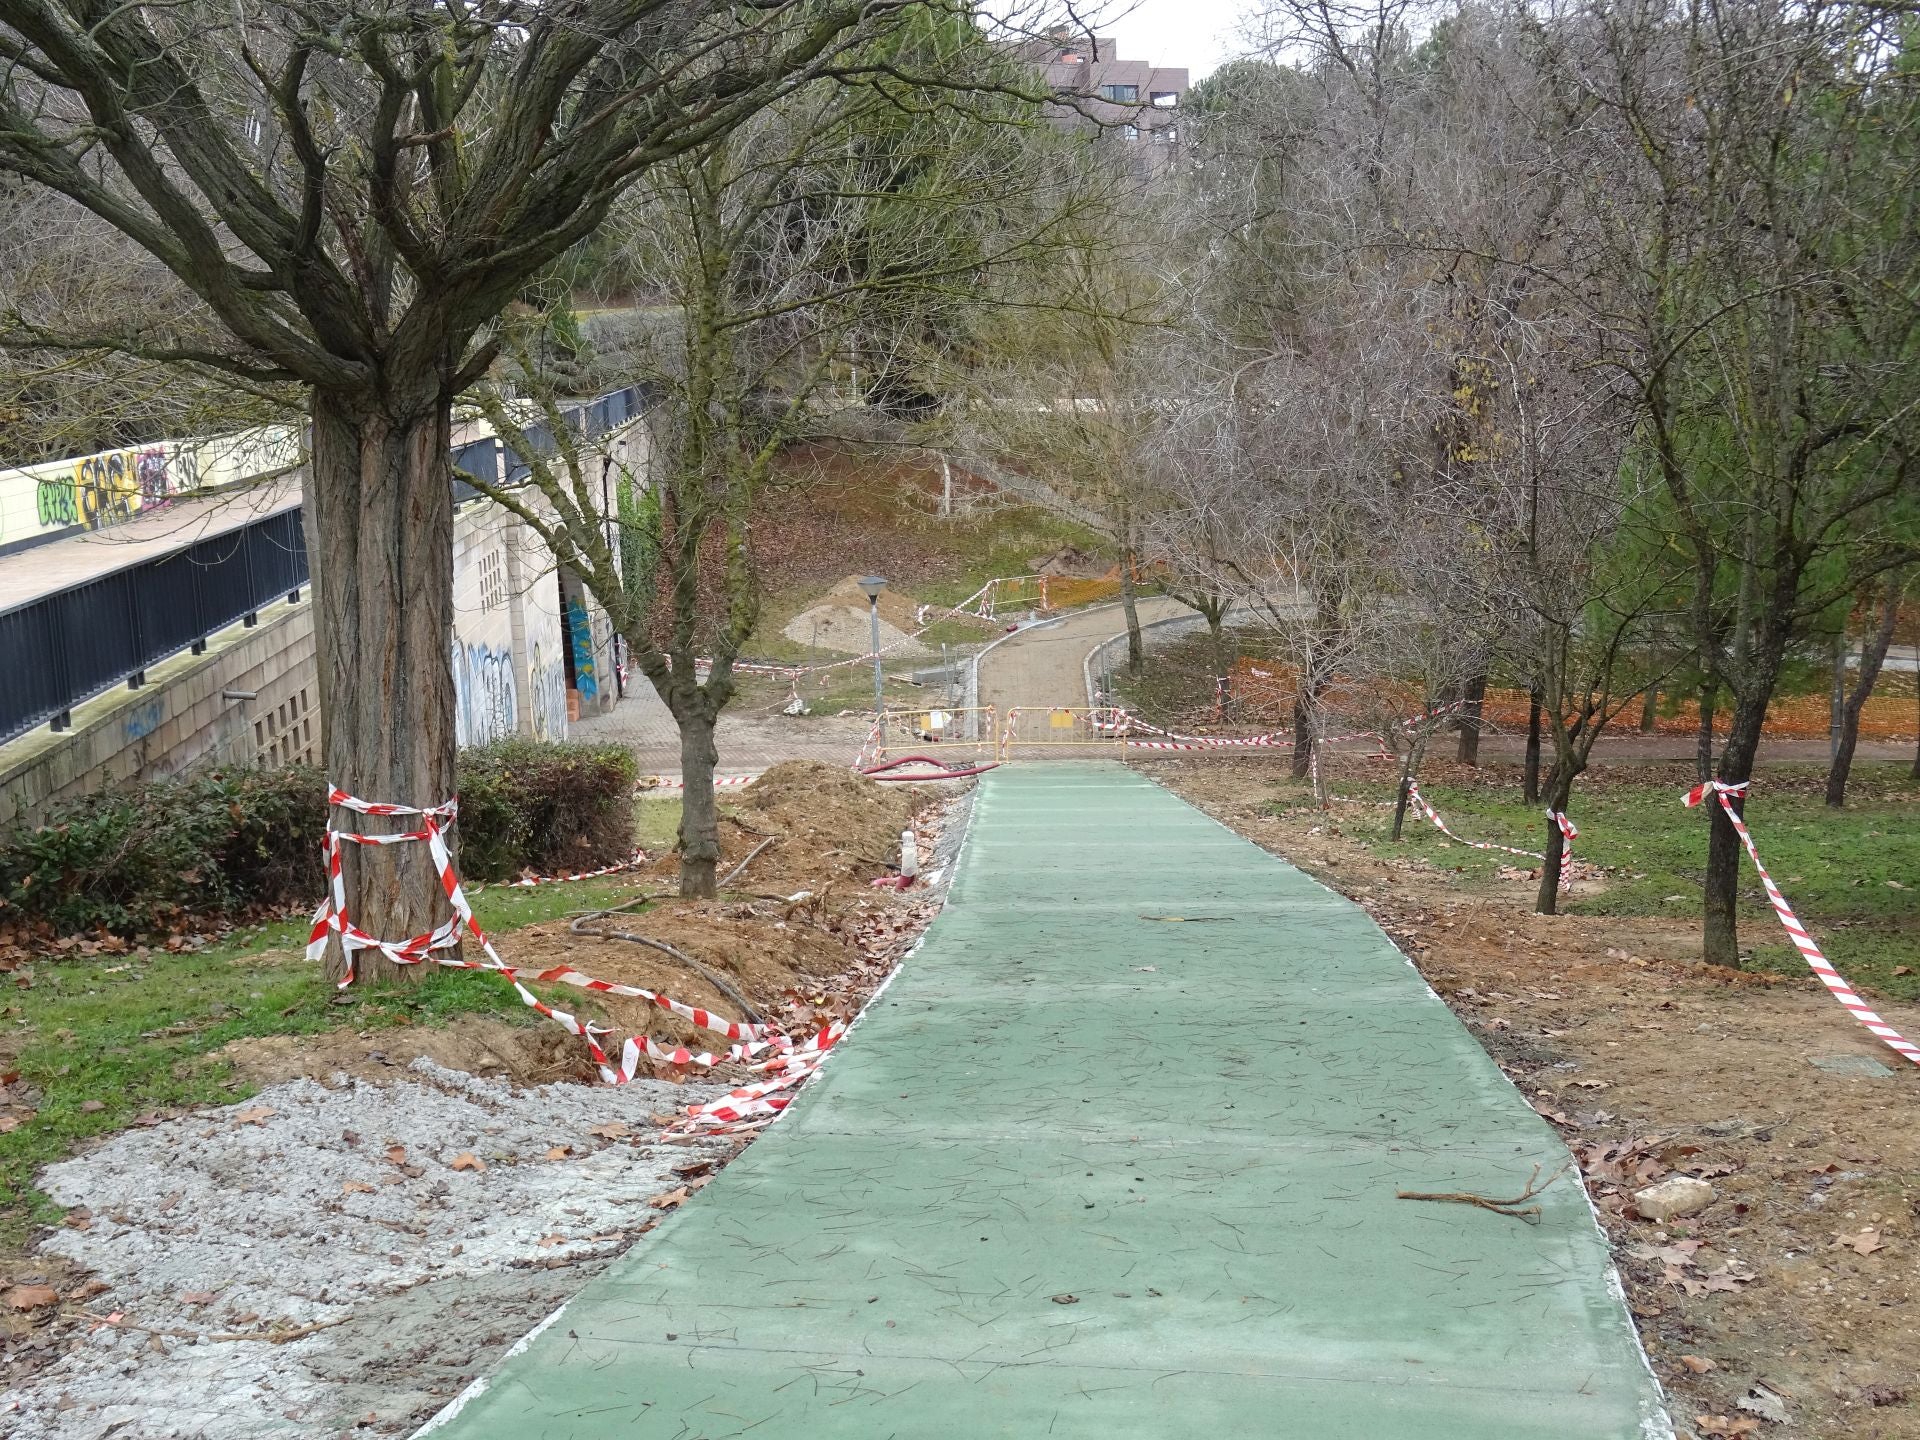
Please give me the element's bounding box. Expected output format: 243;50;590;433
736;760;915;878
222;1012;593;1088
782;602;928;659
782;576;931;658
499;901;860;1060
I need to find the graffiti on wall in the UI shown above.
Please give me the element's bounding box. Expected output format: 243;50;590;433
2;425;300;549
452;634;519;747
564;594;598;702
529;642;569;741
122;697;166;742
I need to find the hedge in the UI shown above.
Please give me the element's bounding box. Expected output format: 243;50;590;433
0;740;638;937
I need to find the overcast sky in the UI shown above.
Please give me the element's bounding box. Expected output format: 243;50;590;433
1102;0;1254;80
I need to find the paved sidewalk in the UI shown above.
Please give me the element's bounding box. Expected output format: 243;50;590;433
419;763;1668;1439
976;597;1189;713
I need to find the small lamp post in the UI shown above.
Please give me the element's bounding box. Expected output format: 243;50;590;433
858;575;886;715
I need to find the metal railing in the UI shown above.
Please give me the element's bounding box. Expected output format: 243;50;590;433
3;384;658;747
0;506;309;744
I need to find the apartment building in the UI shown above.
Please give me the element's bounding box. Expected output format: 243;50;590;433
1016;28;1188;157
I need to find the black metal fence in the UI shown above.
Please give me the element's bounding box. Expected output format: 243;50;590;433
2;384;653;747
0;506;309;744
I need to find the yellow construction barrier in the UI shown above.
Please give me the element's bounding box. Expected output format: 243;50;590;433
997;706;1129;753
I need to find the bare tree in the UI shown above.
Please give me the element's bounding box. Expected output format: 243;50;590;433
462;29;1094;894
1540;0;1920;962
0;0;1062;968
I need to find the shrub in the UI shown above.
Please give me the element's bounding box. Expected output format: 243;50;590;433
453;740;638;882
0;742;637;936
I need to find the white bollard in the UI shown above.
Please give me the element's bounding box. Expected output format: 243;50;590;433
899;828;919;879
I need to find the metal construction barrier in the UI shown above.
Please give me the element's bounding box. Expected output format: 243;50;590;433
875;705;1000;758
997;705;1133;753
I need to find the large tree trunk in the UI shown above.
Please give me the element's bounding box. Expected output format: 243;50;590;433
1455;673;1486;765
1523;685;1543;804
1826;579;1901;808
1828;631;1848;763
676;703;722;898
1639;679;1658;733
1290;693;1312;779
309;388;458;986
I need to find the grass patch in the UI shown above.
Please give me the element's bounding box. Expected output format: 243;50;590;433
0;872;648;1252
634;797;683;852
1265;761;1920;1000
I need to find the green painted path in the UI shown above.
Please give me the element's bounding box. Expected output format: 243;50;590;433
422;764;1670;1439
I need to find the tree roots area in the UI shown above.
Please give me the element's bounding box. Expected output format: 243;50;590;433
0;763;964;1439
1151;752;1919;1440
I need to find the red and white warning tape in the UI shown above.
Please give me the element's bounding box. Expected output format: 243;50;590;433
1402;780;1577;890
307;786;854;1127
482;851;648;890
638;773;758;792
1404;779;1546;862
1548;809;1578;882
1686;780;1919;1066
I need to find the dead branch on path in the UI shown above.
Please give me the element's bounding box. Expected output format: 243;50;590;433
1396;1162;1570;1224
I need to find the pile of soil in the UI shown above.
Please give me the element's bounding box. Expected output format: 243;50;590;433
734;760;915;878
1151;754;1920;1440
781;576;931;658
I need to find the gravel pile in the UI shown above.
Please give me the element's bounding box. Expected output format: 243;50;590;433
2;1061;728;1439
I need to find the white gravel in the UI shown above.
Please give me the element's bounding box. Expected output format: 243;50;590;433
1;1061;728;1439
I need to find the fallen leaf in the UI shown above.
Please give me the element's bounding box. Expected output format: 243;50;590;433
1839;1228;1884;1256
545;1146;573;1160
1895;966;1912;977
385;1145;407;1165
80;1099;105;1113
178;1291;218;1306
588;1121;630;1140
341;1180;376;1195
1050;1293;1079;1305
448;1152;486;1173
62;1208;91;1232
1737;1387;1789;1424
4;1284;57;1310
1572;1079;1612;1090
648;1186;690;1210
234;1106;275;1126
1680;1355;1716;1374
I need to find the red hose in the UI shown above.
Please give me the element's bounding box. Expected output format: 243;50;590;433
860;754;1000;781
